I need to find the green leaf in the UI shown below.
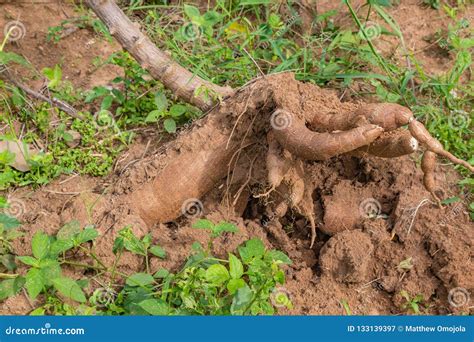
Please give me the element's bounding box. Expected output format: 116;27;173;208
154;91;168;112
153;269;170;279
31;232;50;260
0;150;15;168
441;197;460;205
163;118;176;133
1;254;17;271
142;234;152;249
101;95;114;111
149;245;166;259
265;250;292;265
123;238;147;256
17;256;39;267
57;220;81;240
85;86;109;103
0;197;7;208
0;149;15;166
25;268;44;299
213;221;238;237
184;4;200;19
49;239;74;256
230;285;253;314
30;307;45;315
238;0;271;5
118;228;147;256
191;242;203;251
0;277;25;300
238;238;265;263
76;279;89;288
227;278;245;295
112;236;124;254
203;10;222;25
75;227;99;245
6;229;23;240
340;299;352;315
205;264;229;285
274;269;285;284
126;273;154;287
145;110;163;123
192;219;214;230
39;259;62;286
52;277;86;303
369;0;392;6
169;104;187;117
0;51;29;66
229;253;244;279
0;214;20;230
42;65;62;89
138;299;169;315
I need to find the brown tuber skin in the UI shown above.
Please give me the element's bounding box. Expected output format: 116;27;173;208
353;129;418;158
421;151;441;206
272;111;384;161
87;2;472;246
128;79;472;245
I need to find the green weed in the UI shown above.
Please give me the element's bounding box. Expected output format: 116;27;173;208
0;218;292;316
0;198;22;275
400;290;425;314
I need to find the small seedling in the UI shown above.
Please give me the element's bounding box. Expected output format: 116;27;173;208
400;290;425;314
340;299;352;315
192;219;238;251
42;64;62;90
397;257;414;272
113;226;166;273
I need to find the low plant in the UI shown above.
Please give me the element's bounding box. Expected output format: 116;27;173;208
0;198;22;274
400;290;425;314
0;218;292;316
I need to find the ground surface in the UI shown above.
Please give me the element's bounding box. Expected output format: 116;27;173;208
0;1;472;315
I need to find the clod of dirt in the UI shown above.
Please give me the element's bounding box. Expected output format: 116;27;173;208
319;229;374;283
321;181;376;235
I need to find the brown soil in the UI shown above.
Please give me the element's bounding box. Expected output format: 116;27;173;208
0;1;473;316
316;0;474;77
1;1;122;90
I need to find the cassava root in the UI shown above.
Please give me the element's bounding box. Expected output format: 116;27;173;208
85;1;472;246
